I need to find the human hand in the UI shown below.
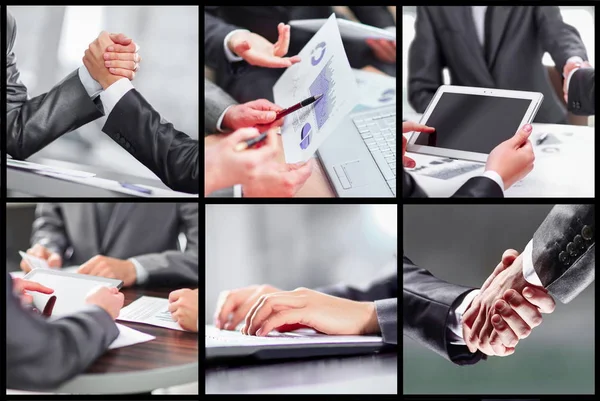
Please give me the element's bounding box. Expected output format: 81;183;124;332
563;57;592;103
241;287;379;337
485;124;535;189
83;31;140;90
402;121;435;168
242;159;313;197
77;255;137;287
12;278;54;305
168;288;199;332
85;286;125;320
214;284;282;330
222;99;284;131
228;23;301;68
366;38;396;63
20;244;62;272
463;250;556;356
204;127;279;195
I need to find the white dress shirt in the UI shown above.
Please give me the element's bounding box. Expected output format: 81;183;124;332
471;6;488;48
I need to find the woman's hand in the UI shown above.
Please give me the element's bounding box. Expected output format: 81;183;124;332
214;284;282;330
241;287;380;337
402;121;435;168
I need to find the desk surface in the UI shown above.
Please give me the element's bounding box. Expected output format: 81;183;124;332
206;352;397;394
53;287;198;394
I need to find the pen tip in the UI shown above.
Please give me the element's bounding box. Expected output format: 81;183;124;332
316;94;323;100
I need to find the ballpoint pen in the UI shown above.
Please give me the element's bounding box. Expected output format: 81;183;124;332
275;93;323;120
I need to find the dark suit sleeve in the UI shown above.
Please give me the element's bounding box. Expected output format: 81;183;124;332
101;89;199;194
402;167;504;198
348;6;395;29
316;260;397;344
531;205;595;303
408;6;445;112
568;68;595;116
5;12;103;160
534;6;588;75
6;274;119;391
403;256;486;365
204;10;241;72
30;203;69;257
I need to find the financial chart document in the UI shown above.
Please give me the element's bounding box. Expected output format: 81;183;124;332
274;13;359;163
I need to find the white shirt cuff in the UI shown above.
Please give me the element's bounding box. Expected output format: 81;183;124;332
78;65;103;99
129;257;149;285
522;239;543;287
481;170;505;193
216;105;234;132
223;29;249;62
447;289;480;345
565;67;581;98
233;184;242;198
99;78;135;117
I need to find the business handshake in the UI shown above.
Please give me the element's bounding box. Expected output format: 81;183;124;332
82;31;142;90
562;56;593;103
462;249;556;357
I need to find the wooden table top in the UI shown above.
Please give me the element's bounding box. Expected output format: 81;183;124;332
84;287;198;374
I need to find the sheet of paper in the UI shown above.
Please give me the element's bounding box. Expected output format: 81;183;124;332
7;159;96;178
117;296;185;331
10;265;79;279
205;325;382;347
274;13;359;163
353;68;396;109
289;18;396;41
109;323;156;349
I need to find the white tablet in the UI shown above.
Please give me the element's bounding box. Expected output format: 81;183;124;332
289;18;396;41
406;85;544;162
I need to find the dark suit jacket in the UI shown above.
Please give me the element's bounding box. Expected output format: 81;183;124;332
6;274;118;391
6;11;103;159
402;168;504;198
102;90;199;194
317;260;397;345
31;203;198;287
409;6;588;124
403;256;485;365
532;205;594;303
568;68;595;115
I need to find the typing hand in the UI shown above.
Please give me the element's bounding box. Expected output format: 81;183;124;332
228;23;301;68
168;288;199;332
462;250;556;356
222;99;284;131
366;39;396;64
77;255;137;287
83;31;140;89
20;244;62;272
241;288;380;337
402;121;435;168
214;284;282;330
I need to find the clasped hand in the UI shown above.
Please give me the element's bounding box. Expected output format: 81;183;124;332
462;249;556;356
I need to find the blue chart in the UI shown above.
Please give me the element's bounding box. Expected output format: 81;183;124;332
309;58;336;130
300;123;312;149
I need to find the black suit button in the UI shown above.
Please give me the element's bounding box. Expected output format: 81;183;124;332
119;137;126;144
582;225;593;240
125;142;130;149
567;242;577;256
559;251;569;265
574;234;585;249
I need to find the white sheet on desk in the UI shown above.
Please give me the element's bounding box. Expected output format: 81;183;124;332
117;296;185;331
109;323;156;349
353;68;396;109
10;265;80;279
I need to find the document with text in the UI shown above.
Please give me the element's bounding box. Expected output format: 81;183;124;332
117;296;185;331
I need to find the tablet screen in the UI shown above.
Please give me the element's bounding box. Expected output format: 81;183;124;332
415;93;533;153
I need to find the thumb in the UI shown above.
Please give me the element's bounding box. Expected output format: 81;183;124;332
501;249;520;267
232;40;251;55
511;124;533;147
109;33;132;45
247;109;277;124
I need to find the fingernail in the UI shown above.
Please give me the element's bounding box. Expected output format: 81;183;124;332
523;124;532;132
523;287;533;298
104;53;110;60
496;300;506;311
215;319;220;328
109;68;116;73
266;111;276;120
108;46;114;52
406;160;416;168
256;328;262;336
223;322;231;330
105;61;111;67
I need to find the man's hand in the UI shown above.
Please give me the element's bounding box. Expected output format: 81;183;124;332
20;244;62;272
242;159;313;197
366;39;396;64
402;121;435;168
563;57;592;103
85;286;125;320
214;284;282;330
222;99;284;131
463;251;556;355
241;287;379;337
77;255;137;287
228;23;301;68
12;278;54;305
168;288;199;332
485;124;535;189
83;31;140;90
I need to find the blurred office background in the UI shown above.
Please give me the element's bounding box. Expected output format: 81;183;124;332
205;204;397;322
402;5;595;127
7;6;198;188
403;205;595;395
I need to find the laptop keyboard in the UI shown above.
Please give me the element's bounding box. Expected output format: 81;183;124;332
352;110;396;195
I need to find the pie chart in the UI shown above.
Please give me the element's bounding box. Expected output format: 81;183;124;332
300;123;312;149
